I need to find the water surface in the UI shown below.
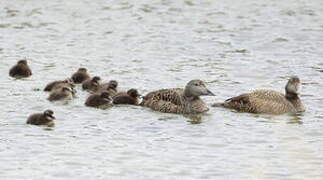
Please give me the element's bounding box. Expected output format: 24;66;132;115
1;0;323;179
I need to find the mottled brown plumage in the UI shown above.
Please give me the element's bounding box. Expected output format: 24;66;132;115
44;78;74;92
113;88;141;105
27;110;55;126
85;91;112;107
71;68;90;84
9;60;32;78
141;80;215;114
82;76;101;92
213;76;305;114
48;87;74;101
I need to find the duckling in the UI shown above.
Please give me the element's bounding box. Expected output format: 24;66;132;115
9;59;32;78
48;87;74;101
27;110;55;126
71;68;90;84
141;79;215;114
98;80;118;96
44;78;74;92
213;76;305;114
113;88;141;105
85;91;112;107
82;76;101;92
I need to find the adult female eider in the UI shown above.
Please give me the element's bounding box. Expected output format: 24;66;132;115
9;60;32;78
212;76;305;114
27;110;55;126
141;79;215;114
113;88;141;105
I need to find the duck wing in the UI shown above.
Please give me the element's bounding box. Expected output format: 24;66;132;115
141;88;185;113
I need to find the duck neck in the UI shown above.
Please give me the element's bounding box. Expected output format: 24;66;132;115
184;89;199;101
286;93;304;111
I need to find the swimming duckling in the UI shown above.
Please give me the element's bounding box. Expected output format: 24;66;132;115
82;76;101;92
113;88;141;105
44;78;74;92
48;87;74;101
98;80;118;96
141;79;215;114
212;76;305;114
71;68;90;84
9;60;32;78
85;91;112;107
27;110;55;126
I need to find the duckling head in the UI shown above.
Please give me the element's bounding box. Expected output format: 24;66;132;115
44;109;55;120
108;80;118;89
18;60;28;65
127;88;141;98
78;68;87;72
100;91;112;101
184;79;215;98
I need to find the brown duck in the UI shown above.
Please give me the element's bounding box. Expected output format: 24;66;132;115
113;88;141;105
9;60;32;78
98;80;118;96
27;110;55;126
44;78;74;92
82;76;101;92
85;91;112;107
71;68;90;84
212;76;305;114
48;87;74;101
141;79;215;114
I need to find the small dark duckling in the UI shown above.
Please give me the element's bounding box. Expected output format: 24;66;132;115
44;78;74;92
48;87;74;101
82;76;101;92
71;68;91;84
9;60;32;78
27;110;55;126
85;91;112;107
98;80;118;96
113;88;141;105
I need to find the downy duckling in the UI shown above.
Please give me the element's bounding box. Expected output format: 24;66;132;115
9;59;32;78
71;68;90;84
27;110;55;126
113;88;141;105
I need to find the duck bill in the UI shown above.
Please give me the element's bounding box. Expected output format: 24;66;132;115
49;115;56;120
204;89;215;96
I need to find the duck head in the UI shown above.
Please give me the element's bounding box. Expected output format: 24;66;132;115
184;79;215;98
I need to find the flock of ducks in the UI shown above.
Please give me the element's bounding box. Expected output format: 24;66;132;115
9;59;305;126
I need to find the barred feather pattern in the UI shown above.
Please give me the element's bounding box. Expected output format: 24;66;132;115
223;90;304;114
141;88;209;114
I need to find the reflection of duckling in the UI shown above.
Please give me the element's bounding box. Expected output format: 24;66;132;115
113;88;141;105
82;76;101;92
85;91;112;107
48;87;74;101
98;80;118;96
141;80;215;114
213;76;305;114
9;60;32;78
44;78;74;92
27;110;55;126
71;68;90;84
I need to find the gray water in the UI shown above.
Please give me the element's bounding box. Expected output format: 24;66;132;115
1;0;323;179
